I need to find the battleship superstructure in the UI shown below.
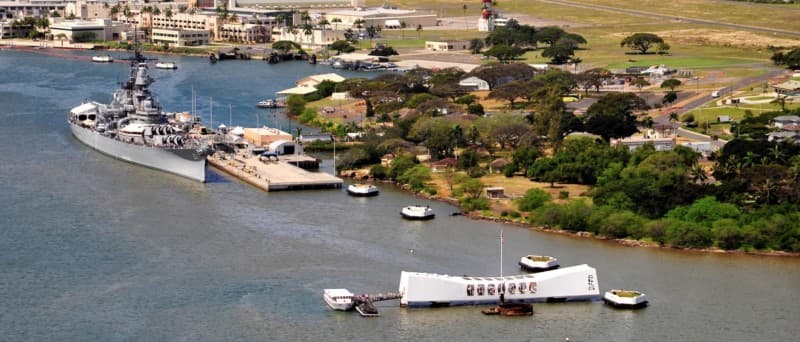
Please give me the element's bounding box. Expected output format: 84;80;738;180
68;50;212;182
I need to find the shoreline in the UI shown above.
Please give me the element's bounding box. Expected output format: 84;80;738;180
385;179;800;258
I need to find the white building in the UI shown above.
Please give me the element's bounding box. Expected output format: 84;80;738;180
611;137;676;152
459;76;490;91
274;26;343;48
324;6;436;30
152;28;209;46
425;40;468;51
50;18;126;42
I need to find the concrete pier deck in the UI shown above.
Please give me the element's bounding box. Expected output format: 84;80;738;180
208;153;342;191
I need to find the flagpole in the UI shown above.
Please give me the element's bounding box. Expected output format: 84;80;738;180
500;230;503;279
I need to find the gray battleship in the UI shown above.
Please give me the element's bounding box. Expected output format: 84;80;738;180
68;50;212;182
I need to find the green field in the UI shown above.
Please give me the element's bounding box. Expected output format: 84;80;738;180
368;0;800;33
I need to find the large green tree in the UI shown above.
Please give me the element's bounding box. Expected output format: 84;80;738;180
620;33;665;54
584;92;648;141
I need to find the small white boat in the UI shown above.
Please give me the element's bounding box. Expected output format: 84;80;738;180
401;205;435;220
603;289;648;309
91;55;113;63
518;255;560;273
256;99;276;108
347;184;379;197
323;288;355;311
155;62;178;69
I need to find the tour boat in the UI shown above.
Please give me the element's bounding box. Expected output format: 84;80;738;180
398;264;600;307
518;255;560;272
155;62;177;69
603;289;648;309
256;99;276;108
401;205;435;220
92;55;113;63
323;288;355;311
347;183;379;197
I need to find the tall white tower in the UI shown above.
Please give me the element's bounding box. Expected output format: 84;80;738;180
478;0;494;32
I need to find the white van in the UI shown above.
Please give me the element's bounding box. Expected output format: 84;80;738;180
711;90;721;98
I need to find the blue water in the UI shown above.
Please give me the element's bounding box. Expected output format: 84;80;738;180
1;48;799;341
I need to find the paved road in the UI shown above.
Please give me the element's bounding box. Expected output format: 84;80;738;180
652;67;788;143
539;0;800;38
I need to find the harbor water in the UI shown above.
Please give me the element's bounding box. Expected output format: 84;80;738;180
1;49;799;341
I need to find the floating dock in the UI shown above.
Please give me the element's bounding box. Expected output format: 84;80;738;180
208;152;342;191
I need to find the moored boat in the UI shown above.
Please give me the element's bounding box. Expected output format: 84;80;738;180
401;205;435;220
69;48;212;182
603;289;648;309
91;55;113;63
347;183;379;197
519;255;560;272
355;301;380;317
155;62;178;69
256;99;276;108
323;288;355;311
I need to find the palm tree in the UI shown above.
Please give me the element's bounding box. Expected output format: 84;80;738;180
689;164;708;185
416;24;423;39
668;112;679;124
331;17;341;33
571;57;582;72
771;94;788;112
302;23;313;44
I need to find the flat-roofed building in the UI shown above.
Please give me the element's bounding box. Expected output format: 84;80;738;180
236;0;361;10
325;7;436;30
152;28;209;46
50;18;126;42
425;40;468;51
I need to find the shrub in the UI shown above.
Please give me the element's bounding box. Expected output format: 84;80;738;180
388;154;416;179
298;108;317;123
517;188;553;212
530;203;563;228
712;218;745;250
461;197;490;211
467;103;485;115
370;164;388;179
455;94;477;105
665;220;713;248
467;166;486;178
558;191;569;199
503;164;517;177
599;210;643;239
397;165;431;191
559;200;593;232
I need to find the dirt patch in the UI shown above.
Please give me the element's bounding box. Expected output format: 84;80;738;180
612;29;800;49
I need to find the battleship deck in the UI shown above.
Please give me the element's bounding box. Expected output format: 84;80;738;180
208;153;342;191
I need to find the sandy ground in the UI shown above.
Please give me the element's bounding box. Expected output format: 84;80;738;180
612;29;800;49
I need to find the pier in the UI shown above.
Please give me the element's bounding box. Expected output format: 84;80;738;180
207;152;342;191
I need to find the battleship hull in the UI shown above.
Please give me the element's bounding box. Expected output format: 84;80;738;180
70;123;207;182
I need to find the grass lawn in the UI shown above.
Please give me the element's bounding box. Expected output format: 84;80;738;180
368;0;800;33
428;171;591;217
565;0;800;33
